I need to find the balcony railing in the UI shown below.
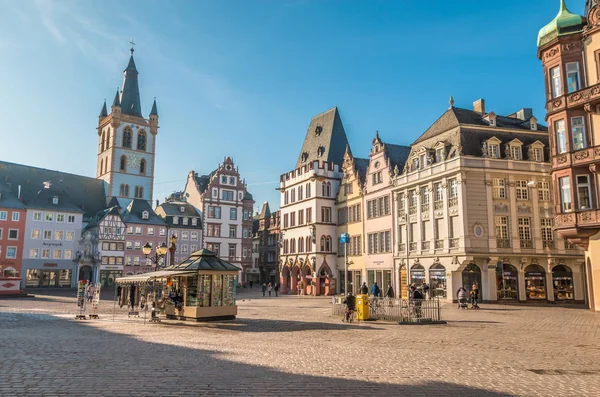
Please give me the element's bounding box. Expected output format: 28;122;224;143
409;206;417;215
448;197;458;208
409;242;417;251
542;240;555;249
497;238;511;248
398;243;406;252
449;238;459;248
434;239;444;249
421;203;429;213
555;209;600;228
421;241;430;250
520;239;533;249
434;201;443;210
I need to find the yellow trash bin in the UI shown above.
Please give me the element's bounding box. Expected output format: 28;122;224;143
356;294;370;321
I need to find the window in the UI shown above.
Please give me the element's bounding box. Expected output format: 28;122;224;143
222;190;234;201
208;206;221;219
448;179;458;198
298;237;304;253
182;217;188;226
134;186;144;199
137;130;147;151
412;158;419;171
298;209;304;225
435;148;444;163
126;241;133;249
52;196;59;205
6;247;17;259
243;210;249;221
372;171;383;185
45;213;53;222
30;248;39;258
8;229;18;239
343;183;352;195
229;225;236;238
434;183;443;206
290;212;296;227
532;147;543;162
41;249;50;259
349;235;362;256
147;227;154;236
173;216;179;225
140;159;146;175
134;257;140;266
135;226;142;234
182;245;188;254
284;191;289;205
571;117;587;151
56;214;65;223
566;62;581;93
31;229;40;239
493;178;506;199
348;204;361;223
134;241;141;250
495;216;509;239
511;145;522;160
33;212;42;221
228;244;236;258
229;176;235;185
516;180;529;200
120;184;130;197
321;182;331;197
306;207;312;223
159;228;166;236
321;207;331;223
192;218;198;226
577;175;592;210
367;231;391;254
555;120;567;154
64;250;73;260
551;66;562;98
122;127;132;148
65;231;74;241
230;208;237;220
538;182;551;201
419;153;427;169
190;244;197;252
291;188;296;203
11;212;19;222
207;224;221;237
120;156;126;171
541;218;553;242
367;196;390;219
54;230;63;240
320;236;332;252
43;230;52;240
283;213;289;228
489;144;499;159
560;177;572;212
67;215;75;223
338;208;347;225
243;228;248;238
306;183;311;198
290;238;296;253
221;175;227;184
53;249;62;259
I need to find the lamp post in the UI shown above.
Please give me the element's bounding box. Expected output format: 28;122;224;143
168;234;178;267
142;242;169;270
340;233;350;295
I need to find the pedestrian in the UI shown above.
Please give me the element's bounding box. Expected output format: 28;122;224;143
250;280;253;289
422;282;430;300
360;282;369;295
470;284;480;309
298;281;304;295
262;283;267;297
268;282;273;297
274;283;279;297
410;285;424;318
386;284;394;298
371;281;381;297
86;282;95;303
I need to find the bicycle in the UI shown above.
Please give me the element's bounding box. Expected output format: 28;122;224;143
342;307;356;323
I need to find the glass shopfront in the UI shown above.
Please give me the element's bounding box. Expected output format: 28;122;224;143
367;270;392;294
525;264;547;300
497;263;519;300
184;274;236;307
26;269;71;287
429;264;447;298
462;263;482;302
552;265;574;301
410;264;425;287
100;270;122;287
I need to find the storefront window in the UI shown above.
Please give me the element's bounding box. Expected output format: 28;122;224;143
186;276;199;307
211;275;223;306
100;270;120;287
429;264;446;298
26;269;40;287
410;264;425;287
462;263;482;302
497;263;518;300
525;264;547;300
58;270;72;287
552;265;574;300
223;275;236;306
200;275;211;307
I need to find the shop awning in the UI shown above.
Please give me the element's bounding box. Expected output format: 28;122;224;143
116;270;196;284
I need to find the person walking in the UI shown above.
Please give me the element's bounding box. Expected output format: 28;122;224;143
249;280;253;289
360;282;369;295
371;282;381;298
268;282;273;297
470;284;480;309
386;284;394;298
422;282;430;300
262;283;267;297
274;283;279;297
86;282;95;303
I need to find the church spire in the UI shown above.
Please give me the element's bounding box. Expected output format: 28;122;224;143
112;88;120;107
120;48;142;118
150;97;158;117
99;99;107;118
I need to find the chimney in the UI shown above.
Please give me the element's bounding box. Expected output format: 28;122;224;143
473;99;486;115
17;185;21;201
156;199;159;208
516;108;533;121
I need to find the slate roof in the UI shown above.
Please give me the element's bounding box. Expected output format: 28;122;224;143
243;191;254;201
27;189;84;213
85;205;122;229
157;202;200;218
0;182;26;210
0;160;107;219
459;128;550;159
165;248;241;271
259;202;271;219
413;107;547;145
121;199;166;226
296;107;350;168
385;143;412;169
354;158;370;185
193;174;211;194
120;55;143;118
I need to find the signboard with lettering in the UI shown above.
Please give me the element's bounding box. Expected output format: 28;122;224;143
44;263;58;268
339;233;350;244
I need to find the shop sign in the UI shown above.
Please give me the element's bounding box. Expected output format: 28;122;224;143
42;242;64;247
305;275;312;280
44;263;58;268
100;265;123;271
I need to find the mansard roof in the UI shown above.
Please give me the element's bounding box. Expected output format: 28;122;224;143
0;182;26;210
296;107;350;168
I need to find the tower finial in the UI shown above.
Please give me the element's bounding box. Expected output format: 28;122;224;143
129;38;135;55
449;96;455;109
560;0;567;12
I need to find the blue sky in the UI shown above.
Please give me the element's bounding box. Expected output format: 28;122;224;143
0;0;583;212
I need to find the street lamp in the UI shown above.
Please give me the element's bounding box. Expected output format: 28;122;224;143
169;234;178;267
142;242;169;270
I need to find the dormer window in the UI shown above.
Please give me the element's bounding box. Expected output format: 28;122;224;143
485;112;497;127
179;206;185;213
533;147;543;162
173;216;179;224
511;146;522;160
412;157;419;171
192;218;197;226
528;140;545;162
419;153;427;170
141;210;149;220
485;137;501;159
52;196;59;205
530;116;538;131
315;125;322;136
489;144;499;158
183;217;188;225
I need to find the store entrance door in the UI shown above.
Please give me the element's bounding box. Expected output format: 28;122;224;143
39;271;57;287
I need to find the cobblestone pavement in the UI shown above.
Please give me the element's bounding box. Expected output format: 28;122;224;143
1;289;600;396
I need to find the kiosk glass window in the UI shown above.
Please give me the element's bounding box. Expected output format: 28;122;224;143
525;265;547;300
211;275;223;306
186;276;199;307
223;275;236;306
199;275;212;307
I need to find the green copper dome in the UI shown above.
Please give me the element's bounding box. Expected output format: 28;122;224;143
537;0;585;47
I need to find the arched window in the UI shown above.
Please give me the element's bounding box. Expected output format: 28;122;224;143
320;236;326;252
284;191;289;205
326;182;331;197
291;188;296;203
298;237;304;253
101;131;106;152
283;240;289;254
298;185;303;201
120;156;126;171
290;238;296;253
122;127;132;148
140;159;146;175
106;129;110;149
325;236;331;252
104;158;108;174
99;158;104;175
120;184;129;197
322;182;326;197
137;130;147;151
306;183;311;198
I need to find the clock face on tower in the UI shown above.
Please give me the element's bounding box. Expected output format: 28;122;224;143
127;154;140;168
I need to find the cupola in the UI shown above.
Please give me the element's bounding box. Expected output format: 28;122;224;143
537;0;585;47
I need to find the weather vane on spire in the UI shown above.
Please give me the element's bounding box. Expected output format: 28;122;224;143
129;38;135;55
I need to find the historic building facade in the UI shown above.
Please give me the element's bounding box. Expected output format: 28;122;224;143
392;99;585;302
363;133;410;296
96;48;159;208
336;146;368;294
251;202;280;285
183;157;254;281
155;195;203;265
0;183;26;281
279;107;349;295
537;0;600;310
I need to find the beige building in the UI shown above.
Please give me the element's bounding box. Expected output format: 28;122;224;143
336;146;368;294
392;98;585;303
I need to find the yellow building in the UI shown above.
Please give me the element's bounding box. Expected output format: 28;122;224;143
336;146;368;294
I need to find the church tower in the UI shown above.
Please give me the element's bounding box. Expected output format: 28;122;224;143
96;46;159;208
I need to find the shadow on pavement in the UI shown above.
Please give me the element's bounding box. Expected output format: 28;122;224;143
0;311;515;396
